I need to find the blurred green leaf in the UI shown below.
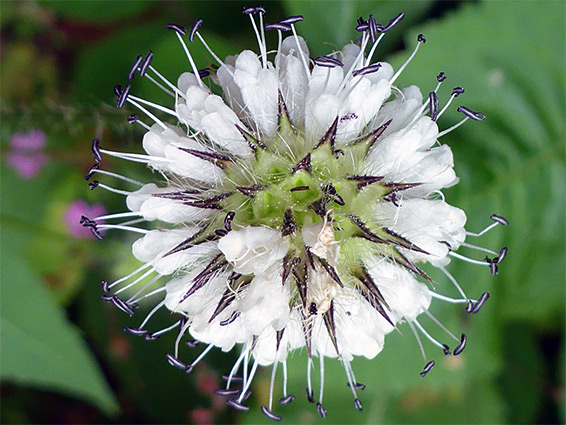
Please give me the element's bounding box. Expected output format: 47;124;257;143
390;0;565;326
0;166;118;415
39;0;157;22
282;0;435;56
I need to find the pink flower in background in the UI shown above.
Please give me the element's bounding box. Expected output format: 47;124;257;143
64;200;106;239
7;130;49;179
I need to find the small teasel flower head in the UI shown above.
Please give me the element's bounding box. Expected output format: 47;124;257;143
86;7;508;419
7;130;49;179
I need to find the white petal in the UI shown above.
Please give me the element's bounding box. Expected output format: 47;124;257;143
217;227;289;275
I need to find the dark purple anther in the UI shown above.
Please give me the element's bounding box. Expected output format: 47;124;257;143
418;33;426;43
88;180;99;190
429;91;438;121
222;374;243;382
316;402;327;418
490;214;509;226
356;22;369;32
113;84;122;98
347;382;366;390
290;186;310;192
80;215;94;227
452;87;465;97
166;354;186;370
466;300;474;313
91;138;102;163
100;294;113;302
166;23;186;35
227;399;249;411
261;405;282;422
437;72;446;82
242;5;266;15
224;211;235;231
127;114;138;124
198;68;210;79
189;18;203;42
101;279;109;293
352;63;382;77
279;394;295;404
442;344;451;355
420;360;435;377
368;14;377;43
220;310;240;326
312;56;344;68
186;340;200;347
242;389;252;400
215;229;228;237
84;163;99;181
265;22;291;32
306;387;314;403
145;333;159;340
453;334;467;355
139;51;154;77
496;247;508;263
124;326;148;336
116;84;130;109
185;363;194;373
278;15;303;25
112;296;134;316
128;55;144;80
471;292;490;313
383;13;405;32
214;388;240;397
457;106;485;120
354;398;363;411
486;257;498;276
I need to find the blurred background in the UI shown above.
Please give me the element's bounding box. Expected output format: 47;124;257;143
1;1;564;424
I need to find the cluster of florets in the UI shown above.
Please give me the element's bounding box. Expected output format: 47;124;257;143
83;6;507;421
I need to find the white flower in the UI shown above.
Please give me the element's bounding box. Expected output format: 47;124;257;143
84;7;508;420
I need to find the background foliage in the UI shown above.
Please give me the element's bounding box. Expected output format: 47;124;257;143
1;1;564;424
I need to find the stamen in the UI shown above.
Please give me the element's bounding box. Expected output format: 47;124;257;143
391;34;425;84
127;113;138;124
290;22;309;75
91;138;102;163
126;275;162;304
414;319;454;351
306;356;314;402
457;105;486;121
278;15;303;25
265;22;291;32
189;19;202;42
123;97;168;130
471;292;490;313
86;168;144;186
214;388;240;397
127;94;177;117
356;17;369;32
449;252;492;268
113;267;155;294
147;65;185;98
246;10;267;68
439;265;469;300
423;310;460;342
429;91;438;121
139;51;154;77
166;23;186;35
491;214;509;226
453;333;467;355
195;33;228;70
383;12;405;33
227;399;249;412
124;326;147;336
408;321;427;362
312;56;344;68
94;181;132;196
261;405;281;422
420;360;435;377
173;31;204;87
189;344;214;369
238;359;259;403
111;296;135;316
318;355;325;403
368;14;378;43
137;300;166;329
352;63;382;77
166;353;186;370
97;224;149;235
316;402;327;418
461;242;498;256
437;72;446;82
496;247;508;263
429;291;470;305
128;55;143;80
